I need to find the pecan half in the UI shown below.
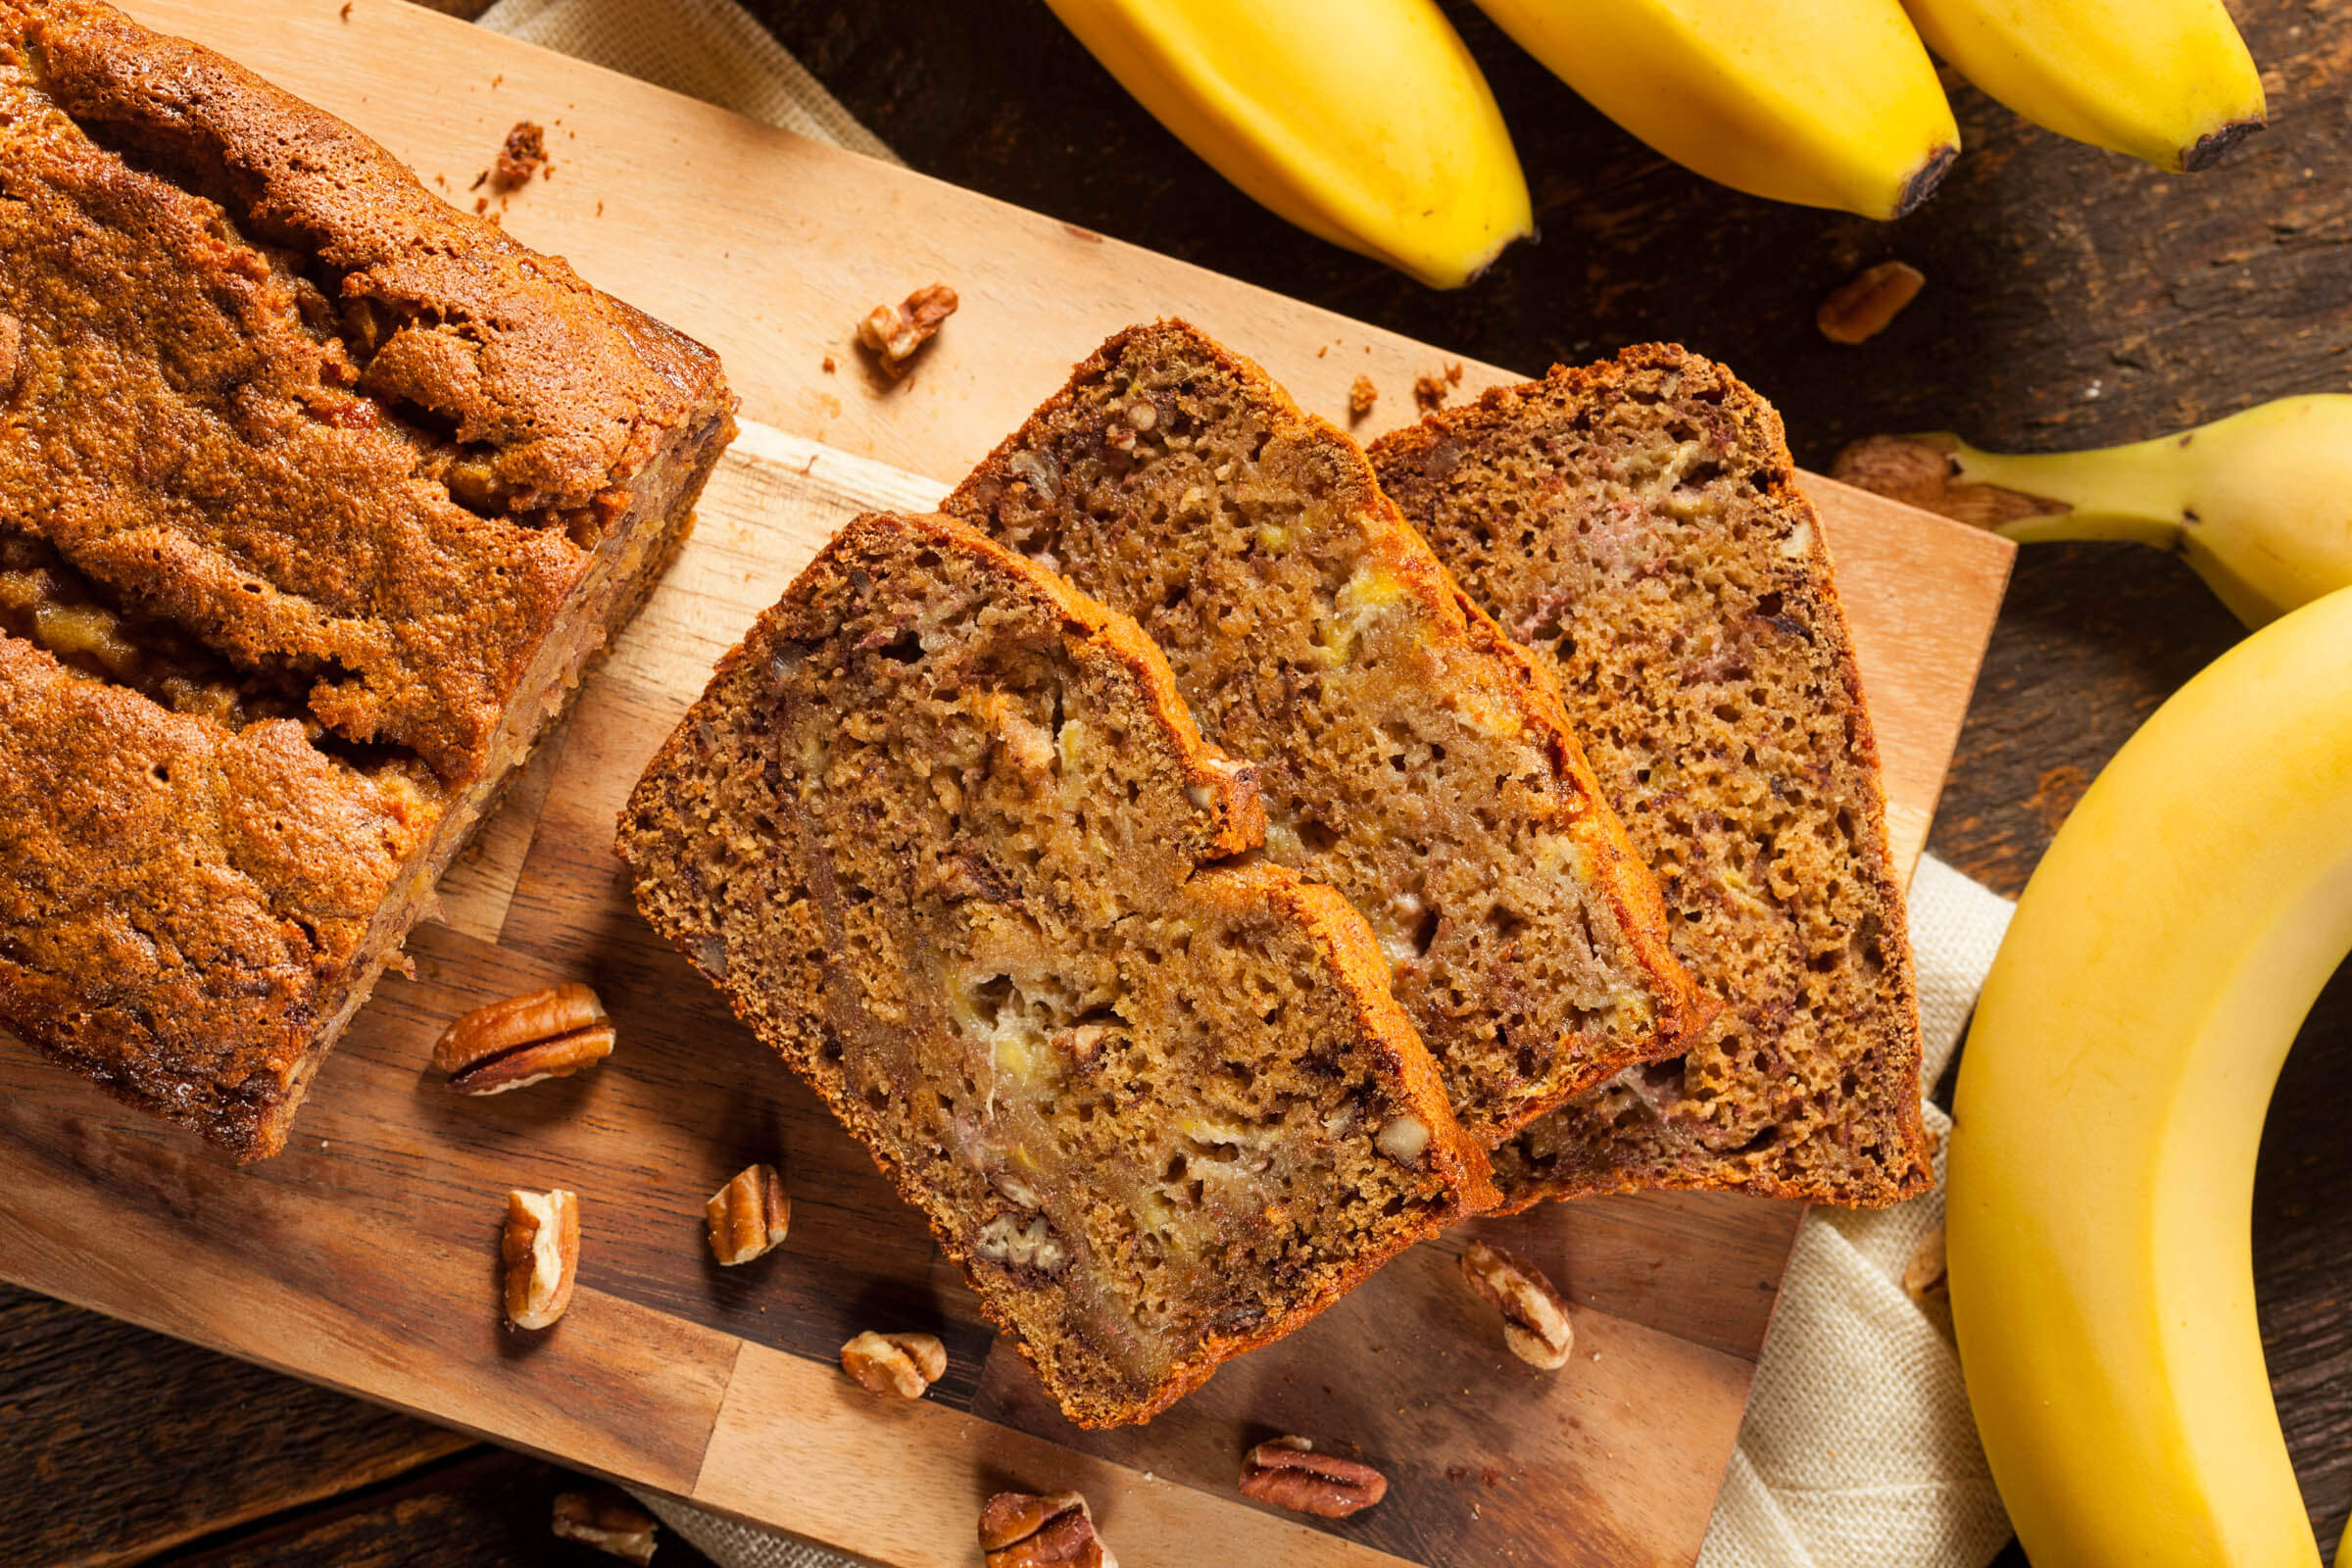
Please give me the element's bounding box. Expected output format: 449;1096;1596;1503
1460;1239;1573;1368
706;1162;791;1265
1238;1436;1387;1518
551;1488;659;1565
839;1329;947;1398
503;1188;580;1331
979;1490;1114;1568
856;283;958;376
1817;261;1926;345
434;983;614;1096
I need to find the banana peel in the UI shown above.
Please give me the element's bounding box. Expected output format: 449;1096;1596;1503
1043;0;1533;289
1833;396;2352;628
1946;585;2352;1567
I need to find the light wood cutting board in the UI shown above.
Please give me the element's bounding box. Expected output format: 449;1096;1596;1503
0;4;2016;1565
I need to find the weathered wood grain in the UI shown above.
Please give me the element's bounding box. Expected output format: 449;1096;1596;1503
0;1283;468;1568
156;1449;722;1568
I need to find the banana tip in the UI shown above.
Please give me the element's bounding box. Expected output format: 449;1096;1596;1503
1892;144;1959;220
2181;118;2266;172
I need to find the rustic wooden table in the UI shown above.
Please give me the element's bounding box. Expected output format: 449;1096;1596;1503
5;1;2345;1563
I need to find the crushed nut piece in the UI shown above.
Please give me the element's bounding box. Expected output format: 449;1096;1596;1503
494;122;547;190
856;283;958;377
551;1489;659;1565
1348;375;1378;420
1818;261;1926;344
979;1490;1114;1568
1238;1436;1388;1518
1459;1239;1574;1368
1904;1224;1954;1342
1374;1112;1429;1166
706;1162;791;1265
433;983;614;1096
839;1329;947;1397
503;1188;580;1330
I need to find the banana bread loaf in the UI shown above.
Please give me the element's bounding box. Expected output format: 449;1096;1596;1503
1371;346;1932;1207
942;320;1701;1146
0;0;735;1157
617;510;1496;1427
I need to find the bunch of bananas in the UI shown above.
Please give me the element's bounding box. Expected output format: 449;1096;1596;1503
1043;0;2267;288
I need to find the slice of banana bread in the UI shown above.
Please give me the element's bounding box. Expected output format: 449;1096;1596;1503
616;510;1495;1427
1370;346;1932;1207
942;320;1701;1146
0;0;733;1157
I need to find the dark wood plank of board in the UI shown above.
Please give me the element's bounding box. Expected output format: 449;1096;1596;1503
152;1449;720;1568
0;1283;468;1568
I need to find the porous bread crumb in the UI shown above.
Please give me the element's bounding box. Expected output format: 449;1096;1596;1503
1370;345;1932;1208
616;509;1494;1425
942;321;1703;1147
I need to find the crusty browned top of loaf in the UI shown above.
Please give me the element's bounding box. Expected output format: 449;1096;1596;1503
0;0;733;1157
617;510;1495;1426
1370;345;1932;1207
943;319;1702;1147
2;0;731;784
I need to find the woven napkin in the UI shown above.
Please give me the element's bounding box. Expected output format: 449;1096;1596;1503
471;5;2019;1562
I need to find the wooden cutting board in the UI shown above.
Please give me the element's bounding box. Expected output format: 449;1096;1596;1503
0;4;2015;1565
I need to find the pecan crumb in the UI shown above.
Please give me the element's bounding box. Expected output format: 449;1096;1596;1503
551;1489;659;1565
856;283;958;377
1818;261;1925;345
502;1188;579;1331
1904;1224;1954;1342
1348;375;1378;420
493;121;547;190
1460;1239;1574;1368
1238;1436;1387;1518
840;1329;947;1397
979;1491;1112;1568
433;983;613;1096
706;1162;791;1265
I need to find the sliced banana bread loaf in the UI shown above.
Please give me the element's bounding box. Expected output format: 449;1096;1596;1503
617;510;1495;1427
1371;346;1932;1207
942;320;1701;1146
0;0;732;1158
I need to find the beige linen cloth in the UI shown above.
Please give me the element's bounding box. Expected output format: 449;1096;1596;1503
471;4;2020;1562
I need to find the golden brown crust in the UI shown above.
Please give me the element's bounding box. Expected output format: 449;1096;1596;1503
944;319;1703;1145
0;0;733;1156
619;510;1493;1425
1371;344;1932;1208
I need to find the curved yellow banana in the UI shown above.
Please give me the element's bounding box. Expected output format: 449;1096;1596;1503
1946;587;2352;1568
1833;397;2352;628
1468;0;1958;219
1043;0;1533;289
1899;0;2264;171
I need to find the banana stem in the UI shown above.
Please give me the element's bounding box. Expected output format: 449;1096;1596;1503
1948;436;2193;549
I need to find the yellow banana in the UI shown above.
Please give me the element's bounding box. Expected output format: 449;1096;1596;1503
1832;396;2352;628
1899;0;2265;171
1042;0;1533;289
1945;586;2352;1568
1467;0;1959;219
